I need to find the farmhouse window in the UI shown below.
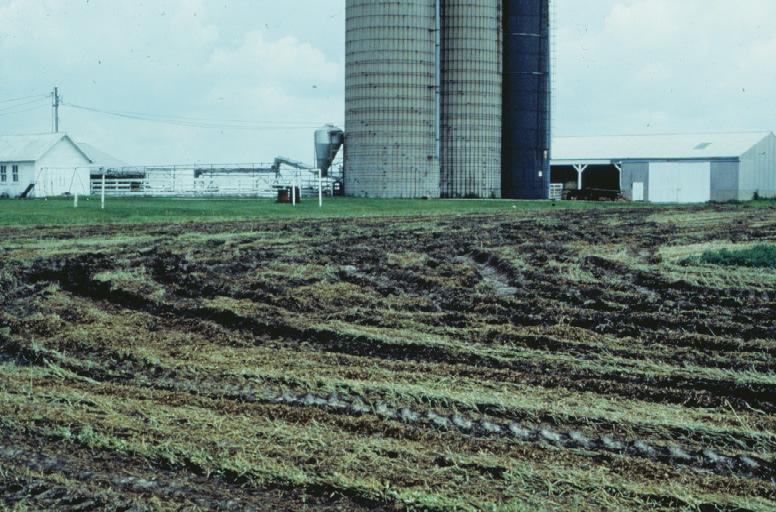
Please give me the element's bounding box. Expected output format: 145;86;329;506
0;166;6;182
12;165;18;182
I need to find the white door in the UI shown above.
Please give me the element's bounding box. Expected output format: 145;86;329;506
632;182;644;201
648;162;711;203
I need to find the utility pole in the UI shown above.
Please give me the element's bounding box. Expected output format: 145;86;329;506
51;87;60;133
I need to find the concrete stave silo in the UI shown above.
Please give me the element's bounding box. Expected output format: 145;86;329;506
501;0;551;199
440;0;502;199
344;0;551;200
344;0;440;198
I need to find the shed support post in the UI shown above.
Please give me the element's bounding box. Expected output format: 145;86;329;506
573;164;588;190
614;163;623;191
318;169;323;208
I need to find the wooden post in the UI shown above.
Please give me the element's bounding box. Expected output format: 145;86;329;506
294;172;299;206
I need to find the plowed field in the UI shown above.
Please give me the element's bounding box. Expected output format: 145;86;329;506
1;204;775;510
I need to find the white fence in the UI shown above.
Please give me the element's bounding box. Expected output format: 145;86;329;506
549;183;564;201
71;163;342;198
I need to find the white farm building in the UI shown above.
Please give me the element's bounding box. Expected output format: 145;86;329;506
551;132;776;203
0;133;119;198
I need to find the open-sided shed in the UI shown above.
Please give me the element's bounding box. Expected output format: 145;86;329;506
551;132;776;202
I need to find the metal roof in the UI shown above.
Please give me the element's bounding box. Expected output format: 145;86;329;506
552;132;773;164
76;142;127;168
0;133;89;162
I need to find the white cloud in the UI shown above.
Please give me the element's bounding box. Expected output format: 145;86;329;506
0;0;345;165
0;0;773;164
207;32;340;86
555;0;776;135
203;30;344;125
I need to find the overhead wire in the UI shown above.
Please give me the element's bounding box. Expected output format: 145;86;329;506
0;104;50;118
0;93;49;105
63;102;327;131
0;106;49;118
0;97;50;113
67;101;323;126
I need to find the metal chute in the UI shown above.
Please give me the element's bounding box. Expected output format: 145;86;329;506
314;125;344;177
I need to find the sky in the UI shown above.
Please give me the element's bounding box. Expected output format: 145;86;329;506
0;0;774;165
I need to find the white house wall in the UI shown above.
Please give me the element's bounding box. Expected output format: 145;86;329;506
739;133;776;200
0;162;34;197
34;138;92;197
648;162;711;203
35;167;92;197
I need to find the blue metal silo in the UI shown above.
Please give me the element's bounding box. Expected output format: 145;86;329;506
502;0;551;199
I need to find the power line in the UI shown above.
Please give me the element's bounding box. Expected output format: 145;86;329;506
85;106;325;127
0;97;49;113
67;104;322;131
0;93;49;105
63;102;327;131
0;104;49;117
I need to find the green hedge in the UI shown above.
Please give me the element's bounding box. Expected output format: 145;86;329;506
695;244;776;269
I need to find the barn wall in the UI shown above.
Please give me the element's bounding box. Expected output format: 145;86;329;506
620;162;648;201
739;133;776;200
648;162;711;203
710;161;739;202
